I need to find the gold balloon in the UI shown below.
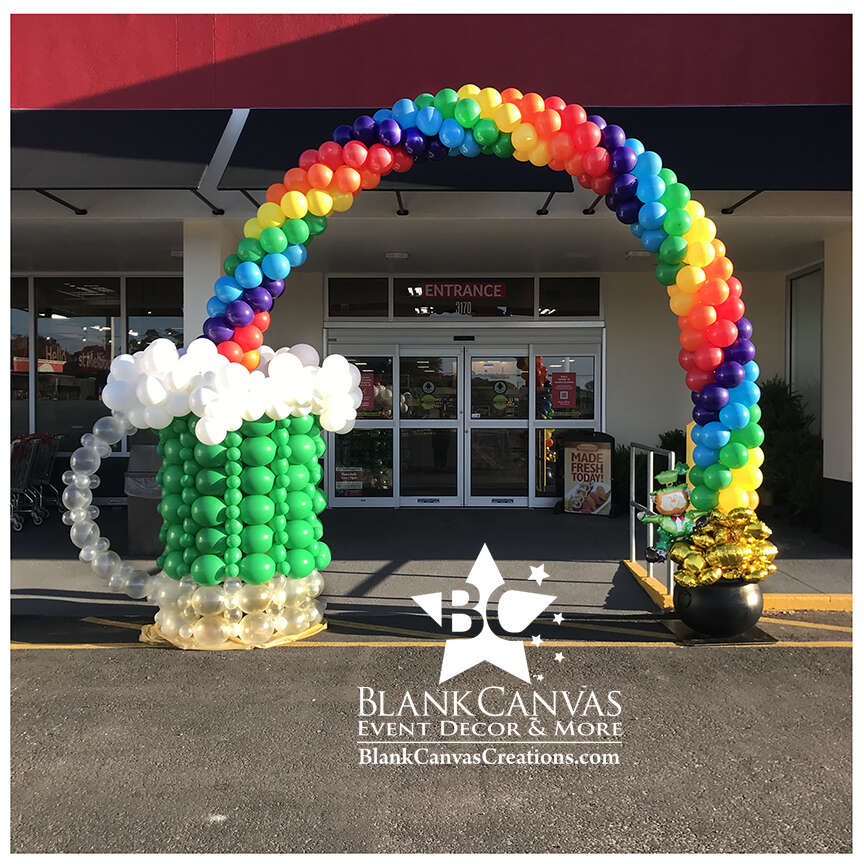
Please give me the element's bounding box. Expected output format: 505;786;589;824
689;532;716;549
683;552;707;573
670;541;691;564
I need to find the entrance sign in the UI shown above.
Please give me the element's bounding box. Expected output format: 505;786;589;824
417;281;506;300
564;440;612;516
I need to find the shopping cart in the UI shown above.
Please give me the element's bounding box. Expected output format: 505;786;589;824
29;433;64;517
10;436;42;531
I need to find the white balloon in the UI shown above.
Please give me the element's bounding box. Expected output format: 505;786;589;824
166;391;190;417
145;406;172;429
128;405;149;429
169;356;196;391
335;418;356;434
290;343;320;367
348;387;363;409
241;396;268;421
349;363;362;387
145;338;179;373
101;380;133;412
185;337;217;361
136;375;168;407
195;417;227;446
110;354;139;382
188;386;218;417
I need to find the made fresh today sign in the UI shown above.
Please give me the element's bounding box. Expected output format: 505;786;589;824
419;281;507;299
564;442;612;516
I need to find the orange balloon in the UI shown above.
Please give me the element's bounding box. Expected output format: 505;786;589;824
333;165;361;194
534;109;562;138
266;183;287;205
705;255;734;281
686;304;717;331
283;167;310;194
698;278;730;306
307;163;333;190
712;238;726;258
241;350;260;371
548;131;574;161
359;169;381;190
519;92;545;120
545;96;567;112
564;151;584;176
547;158;566;172
501;87;523;104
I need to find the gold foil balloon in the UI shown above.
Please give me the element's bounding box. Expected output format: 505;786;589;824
670;541;691;563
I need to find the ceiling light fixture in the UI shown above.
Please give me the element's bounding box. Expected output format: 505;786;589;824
385;252;409;260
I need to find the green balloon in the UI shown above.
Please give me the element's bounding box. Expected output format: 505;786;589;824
195;468;227;496
688;466;705;487
308;515;324;540
240;436;276;467
159;493;183;523
703;463;733;491
225;547;242;565
748;404;762;424
163;549;185;578
225;518;243;536
454;98;481;129
160;465;184;494
240;553;275;584
285;491;313;520
286;547;315;579
241;417;276;437
271;486;287;504
314;541;332;571
282;218;310;245
731;423;764;449
195;528;227;555
191;554;225;586
655;262;683;287
183;546;198;566
194;443;227;468
223;253;241;276
303;213;328;237
311;490;328;515
315;437;326;457
181;486;198;504
285;464;310;491
288;434;316;464
285;519;313;548
473;118;500;146
190;495;226;527
290;415;316;435
414;92;434;108
433;88;459;119
270;544;287;565
308;462;323;484
689;484;719;511
162;438;183;463
663;208;692;237
238;494;274;525
240;525;274;554
492;132;514;159
165;524;184;549
658;235;688;265
241;466;275;495
660;182;691;210
719;442;749;469
658;167;677;186
237;237;263;263
259;226;288;254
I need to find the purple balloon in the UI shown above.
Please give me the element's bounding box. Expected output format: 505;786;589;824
263;278;285;299
224;299;254;328
714;361;745;389
726;338;756;365
203;315;234;344
601;124;626;151
610;173;637;203
616;198;642;224
610;146;637;175
696;383;730;412
736;317;753;340
427;138;448;161
587;114;606;130
353;115;378;146
333;124;354;146
692;406;718;425
378;117;402;147
402;127;427;157
243;286;274;313
691;391;701;406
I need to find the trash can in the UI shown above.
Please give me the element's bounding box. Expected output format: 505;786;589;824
125;445;163;557
561;431;615;516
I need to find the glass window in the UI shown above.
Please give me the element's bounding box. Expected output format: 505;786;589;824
400;429;459;497
328;278;389;318
334;429;393;498
789;268;823;432
400;356;459;419
539;277;600;317
470;355;529;419
11;278;29;437
394;277;533;318
127;277;183;351
471;429;528;497
536;355;594;420
535;428;571;498
35;277;120;450
345;356;394;420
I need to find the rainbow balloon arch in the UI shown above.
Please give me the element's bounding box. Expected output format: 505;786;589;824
61;85;776;648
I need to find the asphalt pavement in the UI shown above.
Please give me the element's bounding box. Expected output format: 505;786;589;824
10;610;852;853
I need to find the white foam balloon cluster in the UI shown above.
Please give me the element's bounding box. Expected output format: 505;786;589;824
151;571;325;648
101;337;363;446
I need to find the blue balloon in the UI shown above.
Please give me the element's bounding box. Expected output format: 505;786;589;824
719;402;751;430
744;360;760;382
701;421;731;450
636;174;666;203
233;262;262;290
285;244;307;268
693;445;719;468
392;98;417;129
633;150;662;178
729;381;761;407
624;137;645;155
373;108;393;123
459;131;481;158
638;201;667;230
416;106;443;136
691;424;704;446
630;223;644;238
261;253;290;281
214;276;242;303
640;229;666;252
206;296;227;317
439;117;465;149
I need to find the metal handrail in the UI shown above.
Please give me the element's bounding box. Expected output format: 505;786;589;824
628;442;676;592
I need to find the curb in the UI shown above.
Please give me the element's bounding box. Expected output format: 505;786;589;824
622;560;853;612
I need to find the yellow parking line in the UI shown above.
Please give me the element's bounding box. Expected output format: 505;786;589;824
759;616;853;634
560;620;672;640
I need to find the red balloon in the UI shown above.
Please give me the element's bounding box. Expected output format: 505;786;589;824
686;368;715;391
266;183;287;205
359;168;381;189
544;96;567;112
561;104;587;132
727;276;743;298
217;340;243;363
391;149;413;173
548;131;574;161
716;296;745;321
343;141;368;170
583;147;610;176
687;304;717;331
678;348;696;371
677;315;689;330
367;143;394;174
680;328;704;352
705;319;738;348
298;149;320;170
252;311;270;333
547;158;566;172
572;121;602;151
233;324;263;352
564;152;584;176
318;141;344;169
591;171;614;195
283;167;310;194
576;172;593;189
694;343;723;371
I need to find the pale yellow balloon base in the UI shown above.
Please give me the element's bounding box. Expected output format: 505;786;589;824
139;620;327;650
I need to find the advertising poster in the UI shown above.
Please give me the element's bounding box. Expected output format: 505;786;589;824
563;440;612;515
551;372;577;409
359;372;375;412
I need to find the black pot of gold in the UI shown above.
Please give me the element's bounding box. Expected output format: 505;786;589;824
673;579;763;637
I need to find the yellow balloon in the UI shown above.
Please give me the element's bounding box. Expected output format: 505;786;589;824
476;87;502;117
732;464;763;491
717;485;750;512
457;83;481;99
493;102;521;132
511;122;538;151
667;284;679;298
331;191;354;213
243;217;262;239
684;240;716;268
280;190;308;220
746;490;760;510
306;189;333;217
529;140;550;167
257;201;284;229
684;217;717;244
748;446;765;468
512;149;531;162
675;265;706;294
669;292;696;316
685;199;705;220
